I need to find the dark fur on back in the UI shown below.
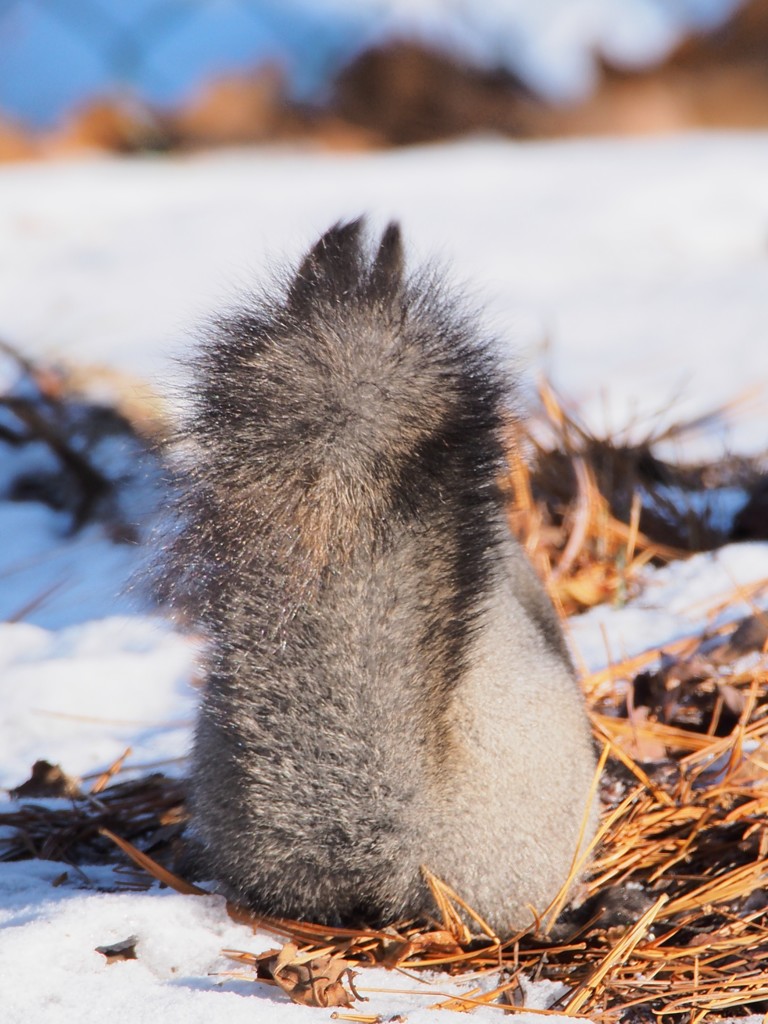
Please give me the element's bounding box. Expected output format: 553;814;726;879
164;220;597;933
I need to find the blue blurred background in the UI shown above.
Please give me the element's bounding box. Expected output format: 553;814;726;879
0;0;744;128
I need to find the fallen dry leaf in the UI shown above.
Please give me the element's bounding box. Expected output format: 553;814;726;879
95;935;138;964
268;942;359;1008
10;760;82;799
622;705;668;763
381;928;464;968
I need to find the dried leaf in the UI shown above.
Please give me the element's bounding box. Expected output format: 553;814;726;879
381;929;464;968
724;613;768;656
99;828;207;896
557;567;614;612
719;682;746;719
267;942;359;1009
10;760;82;799
223;946;284;981
622;706;668;763
95;935;138;964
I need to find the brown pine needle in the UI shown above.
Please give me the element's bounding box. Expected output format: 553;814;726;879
550;456;592;581
590;717;676;803
330;1014;381;1023
422;866;499;943
99;827;207;896
562;895;669;1015
90;747;132;795
664;859;768;917
543;742;612;931
3;378;768;1021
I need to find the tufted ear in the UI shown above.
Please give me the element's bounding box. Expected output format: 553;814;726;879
369;221;404;299
287;218;364;307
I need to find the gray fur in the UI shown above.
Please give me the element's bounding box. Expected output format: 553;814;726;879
166;219;598;936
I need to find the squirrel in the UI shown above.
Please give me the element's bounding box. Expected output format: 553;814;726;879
164;219;598;937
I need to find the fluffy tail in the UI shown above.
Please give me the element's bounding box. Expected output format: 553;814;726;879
174;218;509;622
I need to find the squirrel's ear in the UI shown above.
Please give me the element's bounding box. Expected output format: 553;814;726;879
369;222;404;299
288;219;364;306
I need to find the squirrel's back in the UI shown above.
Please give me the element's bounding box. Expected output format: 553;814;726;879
167;220;597;936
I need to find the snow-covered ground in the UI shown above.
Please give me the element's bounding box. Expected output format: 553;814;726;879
0;133;767;1023
1;133;767;458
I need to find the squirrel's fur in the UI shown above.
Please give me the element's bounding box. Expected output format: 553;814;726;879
166;220;598;936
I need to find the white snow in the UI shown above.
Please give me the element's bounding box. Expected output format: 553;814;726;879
1;134;766;458
0;614;195;791
0;858;583;1024
0;133;766;1022
570;542;768;674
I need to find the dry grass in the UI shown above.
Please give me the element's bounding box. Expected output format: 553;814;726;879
72;667;767;1021
2;373;768;1020
504;380;766;616
0;764;187;872
191;620;766;1022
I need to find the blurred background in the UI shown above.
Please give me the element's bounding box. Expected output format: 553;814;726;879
0;0;766;159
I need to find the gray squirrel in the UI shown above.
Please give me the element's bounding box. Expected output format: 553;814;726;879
165;219;598;937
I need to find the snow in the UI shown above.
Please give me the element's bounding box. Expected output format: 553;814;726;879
0;614;195;791
570;542;768;674
0;859;580;1024
0;133;767;1021
1;134;767;459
